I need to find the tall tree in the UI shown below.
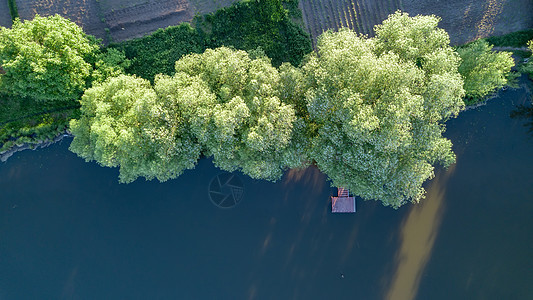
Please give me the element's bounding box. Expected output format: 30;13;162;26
457;40;515;101
304;12;465;208
69;75;202;183
174;47;305;180
0;15;100;101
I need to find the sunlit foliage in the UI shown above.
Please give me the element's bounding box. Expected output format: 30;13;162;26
304;12;465;208
68;11;519;208
457;40;515;101
69;75;202;183
174;47;306;180
0;15;100;101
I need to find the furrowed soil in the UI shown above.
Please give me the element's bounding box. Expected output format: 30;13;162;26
99;0;194;42
299;0;533;46
15;0;107;40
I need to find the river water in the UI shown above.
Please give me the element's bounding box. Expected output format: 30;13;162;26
1;77;532;299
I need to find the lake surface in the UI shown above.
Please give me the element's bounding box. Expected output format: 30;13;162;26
1;77;532;300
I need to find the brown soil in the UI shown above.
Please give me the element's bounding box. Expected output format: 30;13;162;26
0;0;11;28
5;0;240;43
299;0;402;47
2;0;532;46
15;0;107;40
401;0;533;45
103;0;194;42
300;0;533;46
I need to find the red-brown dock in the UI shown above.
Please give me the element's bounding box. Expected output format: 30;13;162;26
331;187;356;213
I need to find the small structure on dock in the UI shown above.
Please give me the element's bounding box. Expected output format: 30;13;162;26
331;187;356;213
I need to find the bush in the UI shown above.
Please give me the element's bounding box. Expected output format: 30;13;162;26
0;15;100;102
110;23;205;81
197;0;312;67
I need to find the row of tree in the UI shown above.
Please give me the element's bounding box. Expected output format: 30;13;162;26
0;12;516;207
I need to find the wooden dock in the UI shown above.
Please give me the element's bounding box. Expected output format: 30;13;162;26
331;187;356;213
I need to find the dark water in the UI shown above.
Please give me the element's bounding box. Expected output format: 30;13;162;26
1;78;532;300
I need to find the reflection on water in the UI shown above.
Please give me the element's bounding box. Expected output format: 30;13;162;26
385;166;454;300
283;166;325;195
1;77;533;299
61;266;78;300
510;104;533;137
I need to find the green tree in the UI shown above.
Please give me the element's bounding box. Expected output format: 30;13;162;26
304;13;465;208
457;40;515;101
0;15;100;101
69;75;202;183
174;47;305;180
90;47;131;84
519;40;533;79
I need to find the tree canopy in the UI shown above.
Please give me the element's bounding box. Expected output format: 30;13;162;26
0;15;100;101
173;47;306;180
69;74;202;183
67;11;519;208
70;48;307;182
457;40;515;101
303;12;465;208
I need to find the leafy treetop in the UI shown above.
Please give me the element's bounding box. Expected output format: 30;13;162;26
0;15;100;101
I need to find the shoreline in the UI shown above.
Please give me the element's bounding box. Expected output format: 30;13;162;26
0;130;72;162
1;79;530;164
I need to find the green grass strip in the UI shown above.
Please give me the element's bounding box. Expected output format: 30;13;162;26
485;29;533;48
7;0;19;21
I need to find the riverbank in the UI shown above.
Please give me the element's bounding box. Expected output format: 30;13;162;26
0;130;72;162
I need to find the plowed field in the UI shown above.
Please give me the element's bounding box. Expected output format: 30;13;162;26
2;0;533;45
299;0;401;46
299;0;533;46
15;0;106;39
6;0;239;43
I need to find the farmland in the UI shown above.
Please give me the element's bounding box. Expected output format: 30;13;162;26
299;0;533;46
299;0;401;46
188;0;239;15
2;0;532;46
15;0;107;40
5;0;241;43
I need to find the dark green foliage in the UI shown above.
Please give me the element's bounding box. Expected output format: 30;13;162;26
282;0;302;18
485;29;533;48
0;92;78;152
110;24;205;82
198;0;312;67
7;0;18;21
110;0;312;81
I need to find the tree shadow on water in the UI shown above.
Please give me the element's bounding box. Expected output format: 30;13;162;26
510;104;533;137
